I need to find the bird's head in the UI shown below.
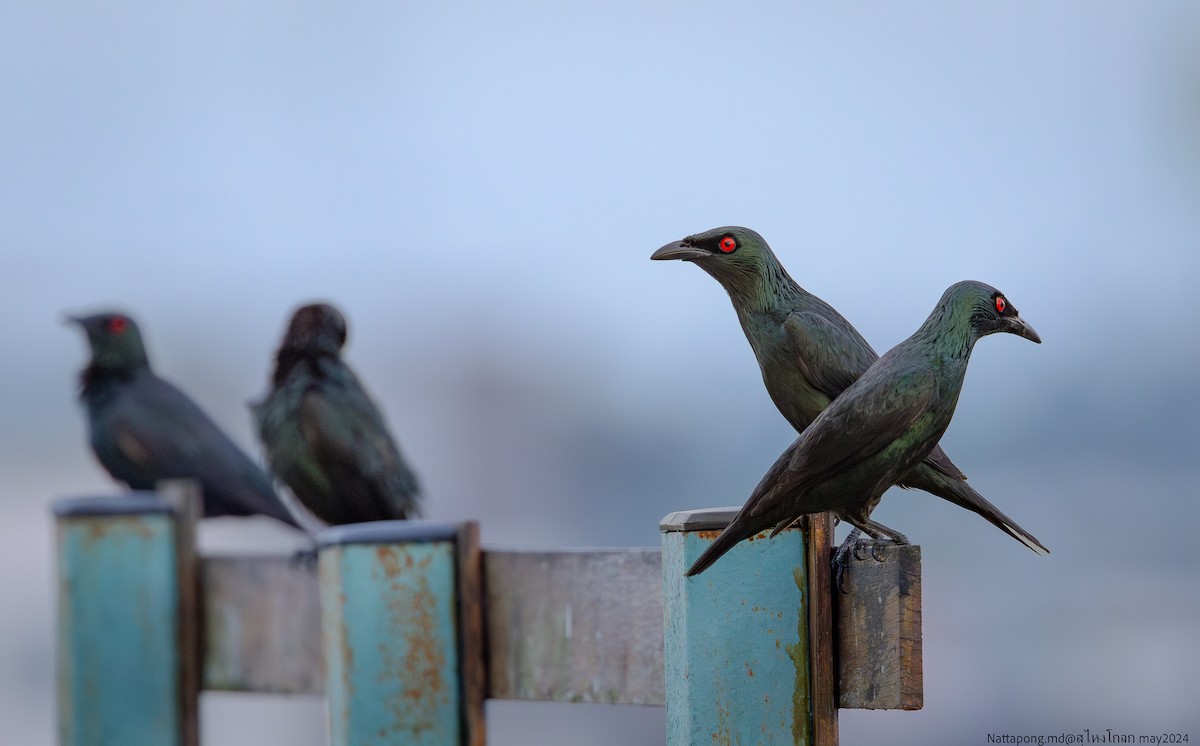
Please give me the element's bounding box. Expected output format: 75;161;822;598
651;226;784;302
279;303;348;357
943;280;1041;344
66;312;151;372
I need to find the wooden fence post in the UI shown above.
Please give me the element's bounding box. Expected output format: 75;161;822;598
660;507;837;746
318;521;484;746
837;543;922;710
54;489;201;746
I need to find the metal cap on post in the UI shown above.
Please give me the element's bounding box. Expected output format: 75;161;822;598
54;488;201;746
317;520;484;746
660;507;818;746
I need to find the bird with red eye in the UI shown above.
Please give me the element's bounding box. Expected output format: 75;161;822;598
64;310;303;529
652;226;1049;580
718;235;737;253
995;296;1007;314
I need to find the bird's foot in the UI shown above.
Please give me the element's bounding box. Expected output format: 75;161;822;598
832;528;864;594
289;545;319;570
864;534;911;561
869;539;892;562
852;538;874;561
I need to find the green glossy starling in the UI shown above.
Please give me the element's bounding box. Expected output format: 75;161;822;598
69;312;300;528
654;226;1047;558
253;303;421;526
685;280;1040;576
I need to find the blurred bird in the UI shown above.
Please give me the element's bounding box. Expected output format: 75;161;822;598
684;280;1041;576
653;227;1048;558
253;303;421;526
68;312;301;528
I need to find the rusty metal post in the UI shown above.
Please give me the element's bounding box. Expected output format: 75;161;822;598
318;521;483;746
660;507;825;746
54;491;200;746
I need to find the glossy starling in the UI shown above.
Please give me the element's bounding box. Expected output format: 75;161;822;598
685;280;1040;576
252;303;420;526
68;312;300;528
653;227;1047;556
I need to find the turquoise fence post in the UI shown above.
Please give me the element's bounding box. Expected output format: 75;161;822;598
54;492;200;746
318;521;484;746
660;507;816;746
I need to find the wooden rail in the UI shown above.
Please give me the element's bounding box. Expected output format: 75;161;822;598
55;487;921;745
199;546;919;711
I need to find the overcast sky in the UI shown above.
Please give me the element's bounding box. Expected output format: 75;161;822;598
3;1;1199;743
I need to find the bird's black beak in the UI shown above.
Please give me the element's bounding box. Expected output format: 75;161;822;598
1004;316;1041;344
651;241;709;262
64;314;85;328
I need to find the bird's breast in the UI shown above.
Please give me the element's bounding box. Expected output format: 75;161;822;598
753;339;831;432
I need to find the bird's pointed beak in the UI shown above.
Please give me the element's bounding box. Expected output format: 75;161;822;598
1005;316;1041;344
63;314;85;328
651;241;709;262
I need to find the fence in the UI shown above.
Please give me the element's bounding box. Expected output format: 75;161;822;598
54;481;921;745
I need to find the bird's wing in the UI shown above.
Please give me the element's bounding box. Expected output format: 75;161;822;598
783;311;878;401
743;360;939;518
102;376;291;522
784;310;966;481
299;380;420;519
108;379;229;478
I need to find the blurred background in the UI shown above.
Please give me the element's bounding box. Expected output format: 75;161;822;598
3;1;1199;743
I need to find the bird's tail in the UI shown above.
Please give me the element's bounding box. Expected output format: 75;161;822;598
925;472;1049;555
685;518;764;577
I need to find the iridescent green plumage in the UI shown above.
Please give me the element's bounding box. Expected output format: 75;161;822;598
69;312;301;528
653;227;1045;572
686;280;1040;575
253;303;421;526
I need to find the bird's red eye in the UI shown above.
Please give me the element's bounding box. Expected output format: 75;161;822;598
108;317;127;335
719;236;737;253
995;297;1006;314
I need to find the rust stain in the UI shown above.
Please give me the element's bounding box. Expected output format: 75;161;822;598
79;516;157;544
373;545;452;739
332;556;356;728
376;546;402;579
711;695;733;745
789;564;812;745
696;530;722;540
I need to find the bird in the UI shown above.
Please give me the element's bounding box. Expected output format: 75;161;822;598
683;280;1041;576
252;303;421;526
652;226;1048;560
68;311;301;528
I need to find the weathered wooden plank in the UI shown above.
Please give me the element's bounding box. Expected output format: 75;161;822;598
837;543;923;710
201;555;322;695
196;532;920;714
806;512;839;745
484;548;664;705
661;507;813;745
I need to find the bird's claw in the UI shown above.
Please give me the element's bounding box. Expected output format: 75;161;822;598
832;541;855;594
290;546;319;570
852;539;873;561
870;540;889;562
